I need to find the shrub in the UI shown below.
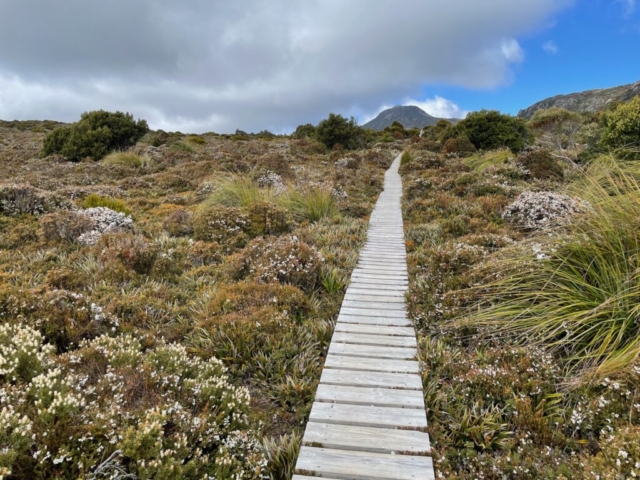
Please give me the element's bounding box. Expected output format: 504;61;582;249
208;282;311;318
98;233;158;274
292;123;316;139
516;149;563;180
228;235;323;290
162;208;194;237
40;210;93;243
0;184;73;216
0;331;265;479
193;204;252;247
444;110;532;153
246;201;292;236
42;110;148;161
187;135;206;144
82;194;131;215
529;107;583;151
315;113;364;150
102;151;146;168
601;96;640;158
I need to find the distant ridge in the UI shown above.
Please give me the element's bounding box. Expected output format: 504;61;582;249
518;81;640;119
363;105;458;131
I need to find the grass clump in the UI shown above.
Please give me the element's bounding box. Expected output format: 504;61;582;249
102;151;146;168
400;150;413;166
281;187;338;223
208;176;276;208
467;162;640;380
82;194;132;215
464;149;512;171
170;141;196;153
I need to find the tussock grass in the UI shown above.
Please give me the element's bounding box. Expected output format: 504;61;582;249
400;150;413;166
170;141;196;153
281;187;338;222
206;176;276;208
464;149;511;171
82;194;132;215
465;160;640;381
102;151;146;168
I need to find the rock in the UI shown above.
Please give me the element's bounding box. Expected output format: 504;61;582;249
502;191;585;230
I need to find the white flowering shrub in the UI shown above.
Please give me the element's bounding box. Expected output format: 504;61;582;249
193;205;252;249
0;329;267;479
0;323;54;382
229;235;323;290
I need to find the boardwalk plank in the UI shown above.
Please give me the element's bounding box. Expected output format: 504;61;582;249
332;331;417;348
320;369;422;390
324;354;419;373
335;323;415;337
315;384;424;409
302;423;430;454
296;447;434;480
308;402;427;429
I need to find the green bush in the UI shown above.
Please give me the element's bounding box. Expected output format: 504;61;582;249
444;110;532;153
82;194;132;215
516;149;563;180
315;113;364;150
601;96;640;158
42;110;148;161
292;123;316;139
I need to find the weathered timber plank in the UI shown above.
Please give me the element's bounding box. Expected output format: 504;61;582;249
339;307;408;318
320;368;422;390
324;354;419;373
335;323;415;337
308;402;427;429
296;446;434;480
315;384;425;409
302;423;430;455
337;314;411;327
328;342;416;360
332;331;417;348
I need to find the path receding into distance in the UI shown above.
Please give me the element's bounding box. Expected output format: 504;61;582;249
293;153;435;480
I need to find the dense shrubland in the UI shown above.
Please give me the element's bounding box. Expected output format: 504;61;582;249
401;95;640;478
0;118;396;479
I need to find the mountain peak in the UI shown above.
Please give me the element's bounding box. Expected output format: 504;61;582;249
363;105;452;131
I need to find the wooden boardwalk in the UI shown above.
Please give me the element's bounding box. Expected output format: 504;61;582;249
293;153;435;480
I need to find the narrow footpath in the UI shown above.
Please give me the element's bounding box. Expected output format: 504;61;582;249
293;153;435;480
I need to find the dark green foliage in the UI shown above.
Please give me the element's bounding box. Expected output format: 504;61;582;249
292;124;316;139
42;110;148;161
444;110;532;153
315;113;364;150
516;149;563;180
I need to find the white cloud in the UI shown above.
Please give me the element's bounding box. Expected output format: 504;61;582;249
542;40;559;54
500;38;525;63
0;0;573;133
404;96;468;119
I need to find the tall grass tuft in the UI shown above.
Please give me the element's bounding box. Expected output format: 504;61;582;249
400;151;413;166
103;151;145;168
465;159;640;381
206;176;276;208
281;187;338;222
463;149;511;171
82;194;132;215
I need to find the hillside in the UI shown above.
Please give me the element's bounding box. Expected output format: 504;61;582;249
518;80;640;118
363;105;456;130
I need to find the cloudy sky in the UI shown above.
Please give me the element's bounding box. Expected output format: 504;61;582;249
0;0;638;133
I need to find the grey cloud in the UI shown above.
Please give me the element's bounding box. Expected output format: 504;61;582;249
0;0;573;132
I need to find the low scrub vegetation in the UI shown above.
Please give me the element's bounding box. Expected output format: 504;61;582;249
401;98;640;477
0;120;393;479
